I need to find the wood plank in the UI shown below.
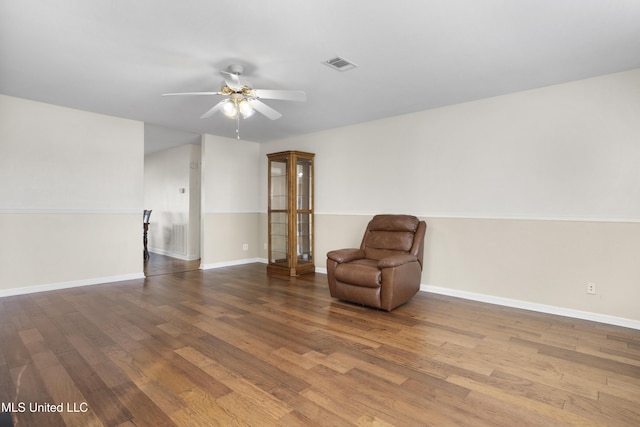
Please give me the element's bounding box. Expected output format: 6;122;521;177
174;387;242;427
112;381;176;427
9;363;66;427
451;375;600;426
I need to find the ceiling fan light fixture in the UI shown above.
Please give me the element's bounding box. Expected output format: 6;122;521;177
222;99;239;119
239;99;255;118
163;63;306;130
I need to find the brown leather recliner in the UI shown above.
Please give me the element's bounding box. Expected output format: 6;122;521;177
326;215;427;311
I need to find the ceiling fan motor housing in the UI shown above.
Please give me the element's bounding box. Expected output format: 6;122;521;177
228;64;244;75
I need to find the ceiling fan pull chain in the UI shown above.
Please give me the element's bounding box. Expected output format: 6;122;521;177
236;116;240;140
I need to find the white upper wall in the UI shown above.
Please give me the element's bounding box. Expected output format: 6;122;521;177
0;94;143;212
202;134;261;213
260;68;640;221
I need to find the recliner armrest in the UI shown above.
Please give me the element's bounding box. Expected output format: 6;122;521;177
327;248;365;264
377;254;418;268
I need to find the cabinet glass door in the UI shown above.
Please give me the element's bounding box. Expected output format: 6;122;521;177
269;158;288;266
295;157;313;263
270;212;288;265
270;159;288;210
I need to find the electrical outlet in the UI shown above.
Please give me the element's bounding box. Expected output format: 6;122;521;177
264;243;268;250
586;282;596;295
242;244;249;251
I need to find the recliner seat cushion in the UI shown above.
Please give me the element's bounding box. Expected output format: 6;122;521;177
334;259;381;288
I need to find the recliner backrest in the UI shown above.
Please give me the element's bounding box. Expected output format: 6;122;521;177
360;215;422;261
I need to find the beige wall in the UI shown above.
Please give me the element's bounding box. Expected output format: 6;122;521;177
0;95;144;295
259;69;640;326
201;213;261;268
0;213;141;292
423;217;640;322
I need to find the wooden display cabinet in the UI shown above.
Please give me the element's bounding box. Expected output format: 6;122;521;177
267;151;315;276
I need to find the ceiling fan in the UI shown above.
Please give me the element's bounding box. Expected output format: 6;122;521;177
163;64;306;125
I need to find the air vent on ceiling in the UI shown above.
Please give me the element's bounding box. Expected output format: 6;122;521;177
323;56;357;72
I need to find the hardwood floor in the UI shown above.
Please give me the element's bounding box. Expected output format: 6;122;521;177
143;253;201;277
1;263;639;426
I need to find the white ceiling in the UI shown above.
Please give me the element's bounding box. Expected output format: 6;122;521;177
2;0;640;154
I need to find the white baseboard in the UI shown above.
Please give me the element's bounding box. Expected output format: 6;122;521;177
200;258;266;270
422;284;640;330
0;273;145;298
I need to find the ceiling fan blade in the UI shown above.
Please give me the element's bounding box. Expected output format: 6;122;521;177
220;71;242;90
200;100;226;119
254;89;306;102
162;91;223;96
250;100;282;120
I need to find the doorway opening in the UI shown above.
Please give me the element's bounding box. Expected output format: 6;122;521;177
143;125;202;277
